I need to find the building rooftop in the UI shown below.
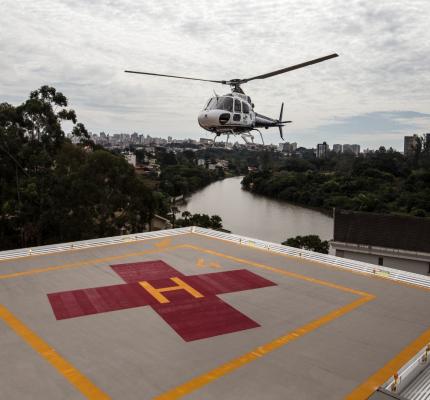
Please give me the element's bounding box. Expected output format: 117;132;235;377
334;209;430;253
1;227;430;399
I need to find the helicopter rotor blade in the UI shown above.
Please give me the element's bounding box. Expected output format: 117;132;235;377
124;70;225;84
240;53;339;83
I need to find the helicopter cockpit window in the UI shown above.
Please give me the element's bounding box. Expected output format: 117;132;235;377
216;97;233;112
234;99;241;112
205;98;216;110
206;96;233;112
242;102;250;114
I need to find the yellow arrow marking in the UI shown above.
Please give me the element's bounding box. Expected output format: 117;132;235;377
155;238;172;249
196;258;205;268
196;259;221;269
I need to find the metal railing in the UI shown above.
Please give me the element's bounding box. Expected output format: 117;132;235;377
382;344;430;397
0;228;191;261
1;226;430;290
192;227;430;290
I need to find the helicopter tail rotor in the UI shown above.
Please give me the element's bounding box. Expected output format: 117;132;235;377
278;102;292;140
279;103;284;140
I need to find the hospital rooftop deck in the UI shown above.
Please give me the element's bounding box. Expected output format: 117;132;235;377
1;227;429;400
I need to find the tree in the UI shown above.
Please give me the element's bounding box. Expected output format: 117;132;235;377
282;235;329;254
210;215;223;229
170;206;179;227
174;212;224;230
181;211;191;222
0;86;155;250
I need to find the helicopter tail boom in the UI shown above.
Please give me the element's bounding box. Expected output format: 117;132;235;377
254;102;291;140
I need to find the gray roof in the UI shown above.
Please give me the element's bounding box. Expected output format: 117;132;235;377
334;209;430;253
1;229;430;399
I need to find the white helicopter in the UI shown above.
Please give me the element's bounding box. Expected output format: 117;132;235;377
125;53;338;145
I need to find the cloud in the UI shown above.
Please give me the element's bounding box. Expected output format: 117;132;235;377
1;0;429;148
325;111;430;132
302;111;430;149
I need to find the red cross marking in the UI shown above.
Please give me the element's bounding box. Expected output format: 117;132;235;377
47;260;277;341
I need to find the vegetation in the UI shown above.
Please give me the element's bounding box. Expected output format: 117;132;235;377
174;211;223;229
0;86;228;251
194;147;285;175
282;235;329;254
139;147;283;197
242;144;430;217
159;163;223;197
0;86;156;250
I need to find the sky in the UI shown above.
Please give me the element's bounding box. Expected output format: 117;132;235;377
1;0;429;149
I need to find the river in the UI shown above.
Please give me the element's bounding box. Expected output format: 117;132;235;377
179;176;333;244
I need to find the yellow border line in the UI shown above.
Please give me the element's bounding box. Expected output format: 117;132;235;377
0;233;191;264
6;239;423;400
0;304;110;400
151;245;374;399
0;245;185;280
192;232;430;293
186;245;371;297
154;295;374;400
345;327;430;399
0;242;375;399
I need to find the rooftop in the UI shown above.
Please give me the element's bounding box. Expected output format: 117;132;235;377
1;227;430;399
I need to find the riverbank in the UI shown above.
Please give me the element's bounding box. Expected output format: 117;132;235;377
240;150;430;218
179;176;333;243
240;180;334;217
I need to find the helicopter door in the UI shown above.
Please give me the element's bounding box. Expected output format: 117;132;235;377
233;99;242;124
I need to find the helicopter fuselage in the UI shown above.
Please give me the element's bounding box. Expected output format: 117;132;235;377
198;92;254;134
197;91;285;136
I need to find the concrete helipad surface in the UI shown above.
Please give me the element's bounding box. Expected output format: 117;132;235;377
1;231;430;399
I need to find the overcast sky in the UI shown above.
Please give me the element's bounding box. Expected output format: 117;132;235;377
1;0;429;149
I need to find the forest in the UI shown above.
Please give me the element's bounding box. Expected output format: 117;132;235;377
242;142;430;217
0;86;224;250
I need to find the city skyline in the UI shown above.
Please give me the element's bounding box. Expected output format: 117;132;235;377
1;1;430;149
90;131;427;153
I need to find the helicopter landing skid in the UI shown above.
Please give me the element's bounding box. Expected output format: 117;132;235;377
240;132;254;145
251;129;265;146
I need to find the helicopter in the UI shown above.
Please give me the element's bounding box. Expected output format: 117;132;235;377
125;53;338;145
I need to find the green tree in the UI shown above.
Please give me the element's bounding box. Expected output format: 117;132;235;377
175;212;224;230
282;235;329;254
0;86;155;250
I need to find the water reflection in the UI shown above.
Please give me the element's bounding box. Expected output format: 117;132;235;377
179;176;333;243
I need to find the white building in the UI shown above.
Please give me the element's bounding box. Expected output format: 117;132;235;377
332;144;342;153
343;144;360;156
123;152;136;167
280;142;297;154
404;135;419;157
316;142;329;158
330;209;430;276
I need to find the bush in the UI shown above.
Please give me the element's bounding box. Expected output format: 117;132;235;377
282;235;329;254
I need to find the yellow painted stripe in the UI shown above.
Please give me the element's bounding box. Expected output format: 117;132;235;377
0;245;185;280
154;295;374;400
186;245;372;297
155;238;173;248
0;304;111;399
192;232;430;293
0;233;192;265
345;327;430;400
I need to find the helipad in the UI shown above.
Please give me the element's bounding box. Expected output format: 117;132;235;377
1;228;429;399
